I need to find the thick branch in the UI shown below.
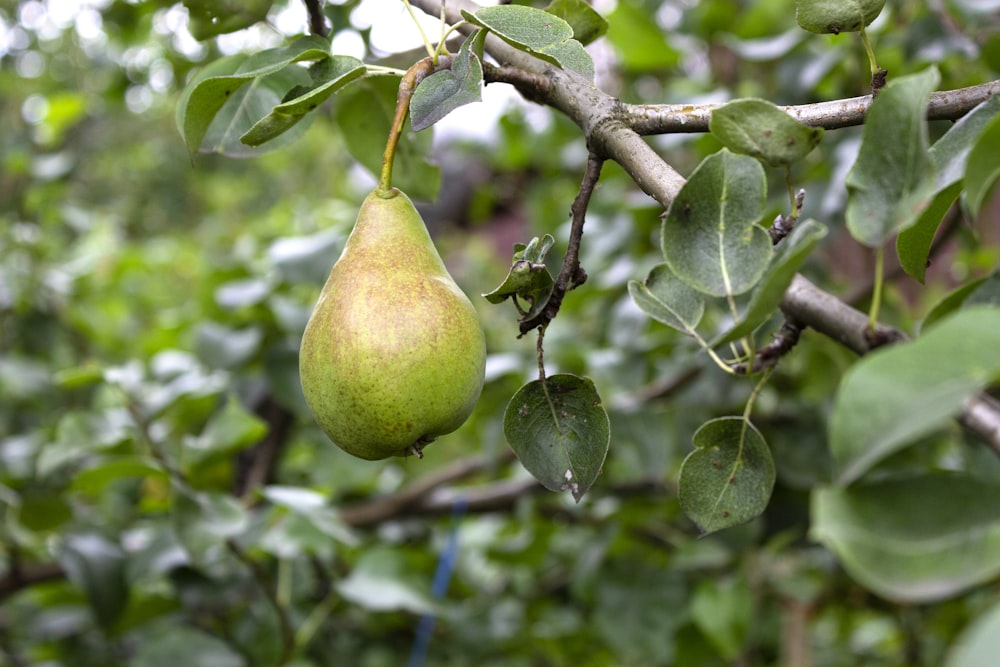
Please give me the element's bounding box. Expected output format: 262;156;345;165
624;80;1000;134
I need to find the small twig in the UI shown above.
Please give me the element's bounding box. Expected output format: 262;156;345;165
483;62;552;104
302;0;329;37
226;539;296;666
517;154;603;335
732;319;804;376
338;450;516;526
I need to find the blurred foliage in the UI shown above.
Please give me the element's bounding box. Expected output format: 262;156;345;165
1;0;999;666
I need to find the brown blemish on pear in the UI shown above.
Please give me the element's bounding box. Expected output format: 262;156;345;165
299;188;487;460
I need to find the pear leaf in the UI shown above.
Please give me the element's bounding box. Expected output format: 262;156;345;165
242;55;366;146
845;67;940;248
713;219;827;346
710;98;824;167
627;263;705;336
830;306;1000;485
410;31;484;132
812;474;1000;603
946;598;1000;667
183;0;272;40
483;235;555;319
678;417;775;535
176;35;332;158
923;271;1000;330
504;374;610;502
895;182;961;284
58;533;129;629
795;0;886;34
334;78;440;201
461;5;595;79
544;0;609;46
172;484;248;563
662;149;772;298
964;113;1000;217
897;96;1000;282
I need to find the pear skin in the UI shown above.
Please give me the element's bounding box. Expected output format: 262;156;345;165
299;187;487;460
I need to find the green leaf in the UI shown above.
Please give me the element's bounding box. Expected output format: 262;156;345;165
503;374;610;502
627;263;705;336
333;77;441;201
58;533;129;629
897;96;1000;282
662;150;773;298
678;417;775;535
176;36;331;158
336;549;438;614
712;218;827;346
183;0;272;41
845;67;941;248
923;271;1000;329
544;0;609;45
70;456;167;496
171;485;248;562
241;55;366;146
811;473;1000;603
185;396;267;467
795;0;887;34
261;485;359;547
604;1;679;71
946;599;1000;667
830;306;1000;484
131;625;246;667
965;113;1000;217
710;98;824;167
462;5;595;79
690;577;753;660
410;31;484;132
482;235;555;319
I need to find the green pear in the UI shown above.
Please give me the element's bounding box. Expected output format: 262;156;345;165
299;187;487;460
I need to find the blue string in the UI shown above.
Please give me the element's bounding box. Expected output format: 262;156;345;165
406;494;468;667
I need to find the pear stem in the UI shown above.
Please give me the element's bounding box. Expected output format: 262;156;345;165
377;56;452;196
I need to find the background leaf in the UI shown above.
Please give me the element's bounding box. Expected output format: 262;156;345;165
830;306;1000;484
964;113;1000;217
845;67;941;248
334;77;441;201
58;533;129;629
812;474;1000;603
678;417;775;535
544;0;609;45
897;96;1000;282
662;150;772;297
946;599;1000;667
503;374;610;502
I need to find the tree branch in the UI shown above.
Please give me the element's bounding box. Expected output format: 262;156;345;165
781;274;1000;456
623;80;1000;134
411;0;1000;454
303;0;329;37
517;154;602;335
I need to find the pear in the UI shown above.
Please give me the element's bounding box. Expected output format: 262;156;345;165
299;187;487;460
